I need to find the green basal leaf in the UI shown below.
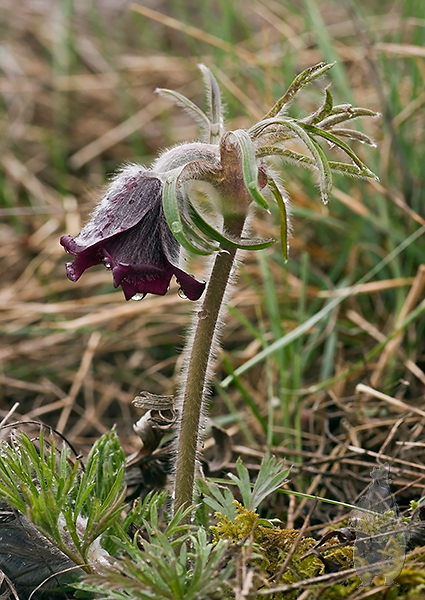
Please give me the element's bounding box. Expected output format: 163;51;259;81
164;502;194;539
249;454;290;510
263;62;335;118
16;432;42;485
91;429;125;502
202;481;237;521
57;454;78;500
188;202;274;251
61;508;83;556
98;469;125;515
267;177;289;260
0;482;27;513
228;458;252;509
162;168;219;255
122;490;168;536
0;447;28;511
230;129;269;210
74;463;97;518
226;455;291;512
77;432;126;548
0;428;136;577
84;486;127;548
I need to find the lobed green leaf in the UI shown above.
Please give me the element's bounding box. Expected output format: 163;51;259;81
198;64;224;144
318;106;378;129
262;118;332;202
267;176;289;260
228;458;252;508
155;87;211;134
327;127;377;146
304;86;334;125
225;455;290;512
300;122;378;179
263;62;335;119
249;454;291;510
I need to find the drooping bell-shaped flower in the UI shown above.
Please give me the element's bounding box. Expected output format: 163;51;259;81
60;165;205;301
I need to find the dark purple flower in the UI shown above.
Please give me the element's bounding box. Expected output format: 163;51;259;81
60;165;205;301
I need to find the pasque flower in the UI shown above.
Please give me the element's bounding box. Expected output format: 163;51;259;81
60;165;206;301
60;63;378;525
61;64;377;304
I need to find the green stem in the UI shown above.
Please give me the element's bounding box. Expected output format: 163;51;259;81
173;215;245;517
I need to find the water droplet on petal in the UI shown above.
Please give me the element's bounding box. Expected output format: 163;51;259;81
102;257;111;269
178;289;187;299
131;293;146;301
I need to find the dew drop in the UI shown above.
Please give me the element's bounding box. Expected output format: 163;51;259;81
198;309;209;320
102;257;112;269
178;289;187;299
131;293;145;301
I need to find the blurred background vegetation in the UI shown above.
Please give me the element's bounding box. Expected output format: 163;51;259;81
0;0;424;525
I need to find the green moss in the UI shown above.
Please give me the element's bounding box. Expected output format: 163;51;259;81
211;502;361;599
256;525;321;576
354;510;398;536
211;501;259;544
211;504;425;599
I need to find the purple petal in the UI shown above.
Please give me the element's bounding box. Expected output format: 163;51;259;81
61;235;105;281
112;263;173;300
102;211;165;269
173;267;206;300
61;167;162;254
101;218;205;301
60;164;206;301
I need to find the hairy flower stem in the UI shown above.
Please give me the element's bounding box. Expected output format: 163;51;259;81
173;215;245;517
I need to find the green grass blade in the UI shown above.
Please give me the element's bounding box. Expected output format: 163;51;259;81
221;225;425;388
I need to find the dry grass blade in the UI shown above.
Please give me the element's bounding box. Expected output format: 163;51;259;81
355;384;425;420
129;4;258;65
375;42;425;57
69;99;170;169
371;264;425;387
